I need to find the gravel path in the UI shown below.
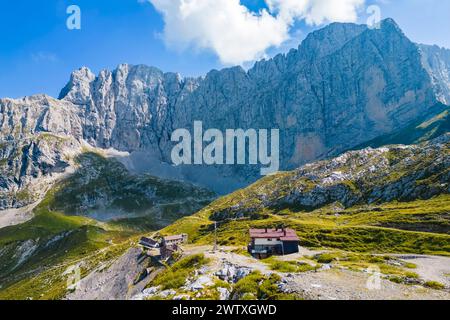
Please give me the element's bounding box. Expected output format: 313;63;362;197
192;246;450;300
286;268;449;300
394;254;450;288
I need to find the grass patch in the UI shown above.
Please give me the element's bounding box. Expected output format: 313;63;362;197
232;271;300;300
264;258;317;273
424;281;445;290
151;254;210;290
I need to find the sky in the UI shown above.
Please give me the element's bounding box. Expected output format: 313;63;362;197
0;0;449;99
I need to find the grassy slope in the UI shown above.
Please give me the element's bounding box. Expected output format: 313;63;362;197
0;184;135;299
161;137;450;256
0;152;215;299
163;195;450;255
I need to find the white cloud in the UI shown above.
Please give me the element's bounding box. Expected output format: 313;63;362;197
148;0;365;65
31;51;58;63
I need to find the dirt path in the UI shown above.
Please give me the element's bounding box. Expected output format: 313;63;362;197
394;254;450;288
189;246;450;300
286;268;449;300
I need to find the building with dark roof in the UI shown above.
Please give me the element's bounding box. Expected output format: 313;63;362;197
248;228;299;258
139;237;160;249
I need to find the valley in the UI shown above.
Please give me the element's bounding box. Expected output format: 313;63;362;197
0;135;448;300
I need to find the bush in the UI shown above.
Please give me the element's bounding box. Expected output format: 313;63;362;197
403;262;417;269
268;260;297;273
296;263;317;272
259;274;282;299
234;272;300;300
151;254;210;290
265;258;317;273
316;253;337;264
152;269;189;290
233;271;264;297
424;281;445;290
389;276;403;284
404;272;419;279
171;254;209;271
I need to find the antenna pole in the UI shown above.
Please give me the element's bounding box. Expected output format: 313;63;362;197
213;221;218;252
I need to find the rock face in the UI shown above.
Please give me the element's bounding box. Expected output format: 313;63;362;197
1;19;450;206
420;44;450;105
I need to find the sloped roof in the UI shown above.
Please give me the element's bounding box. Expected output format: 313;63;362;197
249;228;299;241
139;237;159;246
163;234;185;241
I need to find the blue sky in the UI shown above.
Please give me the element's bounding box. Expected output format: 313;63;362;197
0;0;449;98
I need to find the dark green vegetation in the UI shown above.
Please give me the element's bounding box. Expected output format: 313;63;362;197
232;272;299;300
263;258;318;273
424;280;445;290
163;136;450;256
0;151;215;299
150;254;210;290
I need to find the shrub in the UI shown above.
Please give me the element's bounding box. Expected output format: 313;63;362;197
268;260;297;273
171;254;209;271
424;281;445;290
316;253;337;264
296;263;317;272
389;276;403;284
404;272;419;279
152;269;189;290
403;262;417;269
259;274;282;299
233;271;264;297
151;254;210;290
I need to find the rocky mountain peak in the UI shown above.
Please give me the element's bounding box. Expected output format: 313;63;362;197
58;66;96;104
1;19;449;204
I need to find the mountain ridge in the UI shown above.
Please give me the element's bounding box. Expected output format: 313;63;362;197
1;18;450;206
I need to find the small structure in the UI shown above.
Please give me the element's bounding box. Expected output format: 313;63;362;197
248;227;299;259
162;234;188;246
161;243;181;260
139;237;160;249
138;234;187;260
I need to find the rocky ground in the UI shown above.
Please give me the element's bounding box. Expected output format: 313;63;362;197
201;249;450;300
65;248;154;300
394;255;450;288
64;244;450;300
285;268;449;300
0;202;36;229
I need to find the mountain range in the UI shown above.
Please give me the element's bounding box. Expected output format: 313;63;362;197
0;18;450;300
1;18;449;209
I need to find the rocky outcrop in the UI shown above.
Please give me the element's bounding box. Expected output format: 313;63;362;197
208;134;450;221
420;44;450;105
